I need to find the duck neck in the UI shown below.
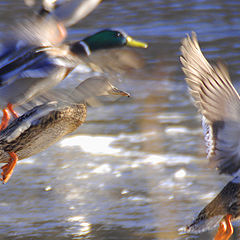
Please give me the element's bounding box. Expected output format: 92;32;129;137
70;41;91;56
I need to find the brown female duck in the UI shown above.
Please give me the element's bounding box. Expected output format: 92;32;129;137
0;76;129;183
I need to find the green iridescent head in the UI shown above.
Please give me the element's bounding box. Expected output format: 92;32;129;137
82;29;148;52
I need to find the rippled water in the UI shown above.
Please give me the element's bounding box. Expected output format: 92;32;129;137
0;0;240;239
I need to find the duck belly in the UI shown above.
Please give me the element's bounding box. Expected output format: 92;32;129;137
0;104;86;163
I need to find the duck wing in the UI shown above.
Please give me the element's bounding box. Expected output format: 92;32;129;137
0;101;59;144
0;45;78;85
46;0;102;27
81;48;145;75
180;32;240;175
25;0;102;27
0;47;50;86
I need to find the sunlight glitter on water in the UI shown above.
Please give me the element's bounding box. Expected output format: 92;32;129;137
165;127;189;135
2;1;240;240
92;164;112;174
18;157;36;164
59;133;197;165
174;168;186;179
59;135;121;155
157;113;189;124
67;216;91;236
199;192;217;201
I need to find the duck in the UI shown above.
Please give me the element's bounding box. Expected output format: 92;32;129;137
0;29;147;131
0;0;102;68
180;32;240;239
0;76;130;184
28;0;102;28
13;0;102;48
185;176;240;240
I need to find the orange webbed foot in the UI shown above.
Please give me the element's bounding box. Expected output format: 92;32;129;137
7;103;18;119
1;152;18;184
214;215;233;240
0;108;10;131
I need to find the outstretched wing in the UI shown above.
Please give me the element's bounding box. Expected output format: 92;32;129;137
0;46;76;86
54;0;102;27
25;0;102;27
180;32;240;175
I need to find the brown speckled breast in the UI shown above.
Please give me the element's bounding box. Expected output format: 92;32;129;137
0;102;87;163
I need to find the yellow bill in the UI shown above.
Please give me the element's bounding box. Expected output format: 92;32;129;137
126;36;148;48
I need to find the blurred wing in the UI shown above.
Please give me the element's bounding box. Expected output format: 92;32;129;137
53;0;102;27
23;75;128;110
180;32;240;175
21;76;108;109
0;13;66;76
0;44;79;86
13;15;66;46
0;39;34;69
83;48;145;74
0;101;59;143
0;48;50;86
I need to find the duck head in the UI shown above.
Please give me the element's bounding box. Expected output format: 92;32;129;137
75;76;130;97
70;29;148;56
69;76;130;105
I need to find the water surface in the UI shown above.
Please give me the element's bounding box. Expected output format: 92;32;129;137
0;0;240;239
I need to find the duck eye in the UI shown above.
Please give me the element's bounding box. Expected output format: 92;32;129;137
116;32;121;37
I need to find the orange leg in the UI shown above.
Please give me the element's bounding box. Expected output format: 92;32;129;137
7;103;18;119
0;152;18;184
57;22;67;43
0;108;10;131
214;215;233;240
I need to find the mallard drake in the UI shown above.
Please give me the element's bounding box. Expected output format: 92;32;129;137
180;32;240;239
0;29;147;130
0;76;129;184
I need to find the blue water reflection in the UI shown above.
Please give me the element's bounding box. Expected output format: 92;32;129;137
0;0;239;239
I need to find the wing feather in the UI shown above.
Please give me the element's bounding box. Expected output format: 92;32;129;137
181;32;240;175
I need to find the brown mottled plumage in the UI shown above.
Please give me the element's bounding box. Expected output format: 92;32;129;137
0;101;86;163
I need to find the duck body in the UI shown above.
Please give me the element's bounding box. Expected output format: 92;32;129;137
0;101;86;163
